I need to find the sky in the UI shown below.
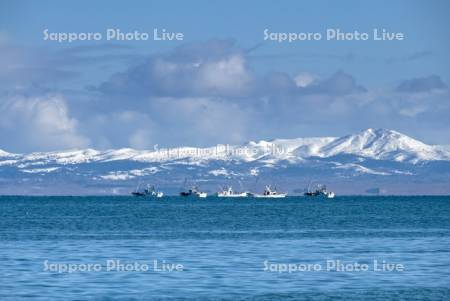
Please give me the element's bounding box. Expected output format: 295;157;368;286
0;0;449;152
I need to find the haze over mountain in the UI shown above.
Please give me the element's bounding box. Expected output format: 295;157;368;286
1;129;449;195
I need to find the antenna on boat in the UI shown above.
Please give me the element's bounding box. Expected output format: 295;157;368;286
307;179;313;193
135;181;141;193
179;177;188;193
237;179;244;191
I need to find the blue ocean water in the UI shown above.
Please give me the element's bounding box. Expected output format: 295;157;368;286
0;196;449;300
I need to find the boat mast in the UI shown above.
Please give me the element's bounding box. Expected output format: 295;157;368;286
135;181;141;193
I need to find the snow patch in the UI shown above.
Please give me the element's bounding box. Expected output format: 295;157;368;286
209;168;229;176
99;167;159;181
21;167;60;174
334;163;391;176
249;168;259;176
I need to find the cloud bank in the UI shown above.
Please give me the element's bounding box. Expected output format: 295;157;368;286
0;39;449;152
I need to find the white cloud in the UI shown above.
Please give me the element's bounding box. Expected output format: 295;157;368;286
129;129;154;149
294;72;317;87
0;95;90;152
144;97;250;147
98;40;256;98
1;39;450;151
196;54;253;96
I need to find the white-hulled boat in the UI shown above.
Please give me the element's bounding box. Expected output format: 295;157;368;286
250;185;287;198
216;186;249;198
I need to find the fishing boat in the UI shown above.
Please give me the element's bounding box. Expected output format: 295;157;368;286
216;186;249;198
131;184;164;198
250;185;287;198
304;184;335;198
180;186;207;198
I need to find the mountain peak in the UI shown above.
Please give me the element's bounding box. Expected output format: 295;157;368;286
1;129;449;195
316;128;439;162
0;129;448;165
359;128;400;137
0;149;14;157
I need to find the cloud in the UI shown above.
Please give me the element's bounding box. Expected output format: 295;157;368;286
96;40;366;102
97;39;255;98
262;72;297;95
0;95;90;152
0;41;141;95
147;97;249;146
72;96;250;149
87;40;370;148
302;71;367;96
74;40;450;147
395;75;448;93
0;43;78;91
0;38;449;151
294;72;318;88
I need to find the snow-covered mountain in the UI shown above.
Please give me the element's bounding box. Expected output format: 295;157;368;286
1;129;449;195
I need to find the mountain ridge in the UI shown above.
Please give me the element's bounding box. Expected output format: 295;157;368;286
1;128;449;164
1;128;449;195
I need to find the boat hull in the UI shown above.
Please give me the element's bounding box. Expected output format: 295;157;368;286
304;192;335;199
132;192;163;198
217;193;249;198
180;192;208;198
252;194;287;198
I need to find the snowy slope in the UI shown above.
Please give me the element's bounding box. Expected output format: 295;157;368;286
294;128;450;163
2;128;450;167
0;128;450;195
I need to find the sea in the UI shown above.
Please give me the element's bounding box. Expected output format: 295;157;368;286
0;196;449;300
